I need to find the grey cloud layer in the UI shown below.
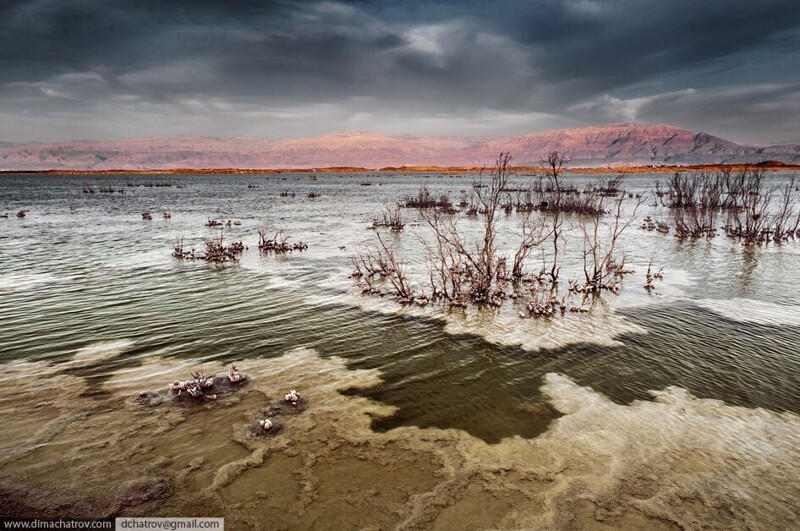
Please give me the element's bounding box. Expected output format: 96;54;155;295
1;0;798;143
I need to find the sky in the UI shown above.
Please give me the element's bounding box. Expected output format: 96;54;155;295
1;0;799;145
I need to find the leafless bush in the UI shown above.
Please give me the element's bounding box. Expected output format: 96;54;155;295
641;216;669;234
371;205;405;231
723;171;799;244
352;152;651;316
173;234;193;259
665;171;724;210
512;209;550;280
644;258;663;291
591;175;625;197
657;170;799;244
666;172;697;208
421;153;512;303
258;227;293;253
354;233;414;302
403;185;453;210
673;208;717;239
523;288;565;318
417;153;552;306
207;219;240;227
544;192;606;215
514;188;536;213
774;177;800;240
203;232;245;262
579;193;644;291
173;231;245;263
540;151;567;282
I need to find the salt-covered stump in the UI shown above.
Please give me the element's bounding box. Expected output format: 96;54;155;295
139;367;251;408
247;419;283;439
260;392;308;417
227;365;248;384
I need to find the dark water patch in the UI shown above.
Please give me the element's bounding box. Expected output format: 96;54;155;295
343;301;800;443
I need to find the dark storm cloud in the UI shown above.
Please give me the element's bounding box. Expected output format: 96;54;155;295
567;83;800;144
501;1;798;82
0;0;798;142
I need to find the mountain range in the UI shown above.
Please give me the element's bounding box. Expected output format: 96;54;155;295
1;124;798;171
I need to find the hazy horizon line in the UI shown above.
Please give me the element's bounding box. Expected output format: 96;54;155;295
2;122;797;148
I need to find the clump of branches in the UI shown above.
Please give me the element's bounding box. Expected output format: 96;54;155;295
172;238;191;260
543;191;606;216
207;219;241;227
658;171;740;210
659;172;721;238
257;226;307;253
353;233;415;303
664;172;701;208
771;177;800;241
371;205;405;231
457;190;480;216
579;192;644;292
403;185;453;211
722;173;800;244
540;151;567;283
641;216;669;234
583;175;625;198
419;153;511;304
417;153;554;308
657;170;799;244
352;151;649;317
511;161;607;217
204;233;246;262
173;232;246;263
524;288;565;318
673;208;717;239
644;258;664;291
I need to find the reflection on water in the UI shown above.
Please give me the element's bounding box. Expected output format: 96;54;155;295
1;172;799;527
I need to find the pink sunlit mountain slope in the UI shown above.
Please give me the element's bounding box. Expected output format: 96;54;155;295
1;124;798;171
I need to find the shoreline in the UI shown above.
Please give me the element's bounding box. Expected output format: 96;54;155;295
1;161;798;176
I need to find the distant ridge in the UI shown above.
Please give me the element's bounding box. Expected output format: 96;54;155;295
1;124;798;171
